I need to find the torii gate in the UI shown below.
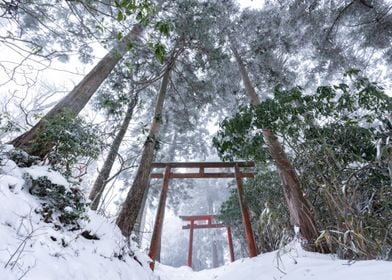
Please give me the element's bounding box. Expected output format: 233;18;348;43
148;162;257;270
180;215;235;268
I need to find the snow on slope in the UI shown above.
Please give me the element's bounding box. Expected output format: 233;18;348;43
1;145;392;280
0;146;153;280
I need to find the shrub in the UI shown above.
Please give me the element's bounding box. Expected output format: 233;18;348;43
214;72;392;259
7;149;41;167
31;110;102;177
26;174;88;227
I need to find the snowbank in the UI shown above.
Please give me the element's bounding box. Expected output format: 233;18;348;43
0;147;153;280
156;242;392;280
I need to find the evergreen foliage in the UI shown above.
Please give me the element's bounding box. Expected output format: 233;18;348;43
29;110;102;177
27;175;88;227
214;72;392;259
7;149;41;168
214;71;391;161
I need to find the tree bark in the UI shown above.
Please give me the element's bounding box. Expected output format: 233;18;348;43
230;44;322;251
133;183;149;243
10;25;143;157
116;61;173;237
133;114;173;243
89;95;139;210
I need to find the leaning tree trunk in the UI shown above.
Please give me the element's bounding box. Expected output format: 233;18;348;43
131;131;176;243
116;61;174;237
133;114;173;243
230;44;322;251
10;25;143;157
133;179;150;244
89;94;139;210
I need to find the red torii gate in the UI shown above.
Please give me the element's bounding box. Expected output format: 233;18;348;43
148;161;257;270
180;215;235;268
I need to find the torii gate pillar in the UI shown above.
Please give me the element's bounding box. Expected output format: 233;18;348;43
148;162;257;270
148;166;171;270
180;215;235;268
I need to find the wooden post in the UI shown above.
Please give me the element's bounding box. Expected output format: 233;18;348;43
234;164;257;257
181;215;237;266
226;226;235;262
188;220;194;268
148;162;256;269
149;166;171;270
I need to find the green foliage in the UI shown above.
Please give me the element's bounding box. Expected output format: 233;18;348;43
117;31;124;41
8;149;40;168
152;42;166;64
28;175;88;227
214;72;392;259
95;91;130;117
213;72;391;162
33;110;102;177
155;21;173;37
298;129;392;259
114;0;155;26
212;107;265;161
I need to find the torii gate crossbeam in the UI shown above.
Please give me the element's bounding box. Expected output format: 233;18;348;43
148;161;257;270
180;215;235;267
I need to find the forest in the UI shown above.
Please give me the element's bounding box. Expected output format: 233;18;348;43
0;0;391;279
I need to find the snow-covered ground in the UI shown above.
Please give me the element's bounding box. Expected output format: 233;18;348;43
0;145;152;280
1;145;391;280
156;243;392;280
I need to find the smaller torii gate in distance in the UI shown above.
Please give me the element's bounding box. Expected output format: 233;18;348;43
180;215;235;268
148;161;257;270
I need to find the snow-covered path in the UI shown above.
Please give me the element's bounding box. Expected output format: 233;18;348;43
155;244;392;280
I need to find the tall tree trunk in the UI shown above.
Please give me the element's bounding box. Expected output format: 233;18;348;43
10;25;143;157
230;44;322;251
133;113;174;243
89;94;139;210
116;60;174;237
